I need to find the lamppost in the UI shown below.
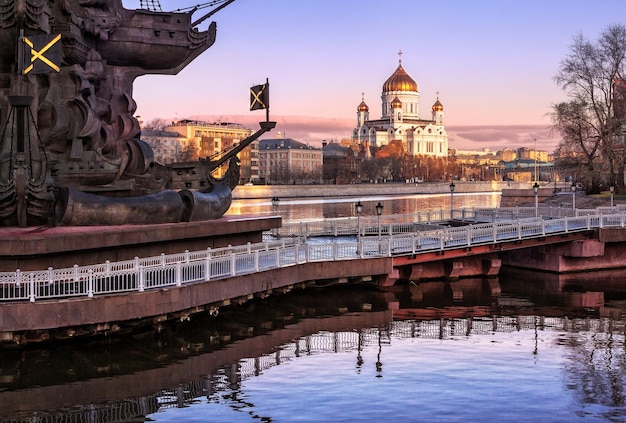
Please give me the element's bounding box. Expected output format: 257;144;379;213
533;182;539;217
610;185;615;208
376;201;384;239
271;196;280;213
271;196;280;237
449;182;455;218
570;183;576;211
355;200;363;252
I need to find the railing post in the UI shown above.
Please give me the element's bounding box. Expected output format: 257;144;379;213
175;262;182;286
517;219;522;240
88;269;94;297
564;216;569;233
440;230;445;250
275;248;280;268
230;252;237;276
185;250;190;263
29;273;35;303
16;269;20;287
254;250;260;271
105;260;111;277
138;265;145;292
73;264;79;282
205;252;211;281
492;224;497;243
247;242;252;254
467;226;472;246
333;242;338;260
48;267;53;284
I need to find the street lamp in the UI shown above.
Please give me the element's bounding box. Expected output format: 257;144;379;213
375;201;384;239
271;196;280;237
610;185;615;208
449;182;455;217
355;200;363;251
533;182;539;217
570;183;576;211
271;196;280;212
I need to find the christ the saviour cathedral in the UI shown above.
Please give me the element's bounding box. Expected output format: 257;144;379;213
353;52;448;158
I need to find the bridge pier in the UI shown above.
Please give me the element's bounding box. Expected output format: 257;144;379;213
383;254;502;286
501;238;609;273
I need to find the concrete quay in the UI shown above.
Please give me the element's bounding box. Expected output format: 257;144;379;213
0;256;392;345
232;181;528;199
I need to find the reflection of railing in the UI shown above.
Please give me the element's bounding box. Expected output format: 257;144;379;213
17;314;621;421
2;209;626;302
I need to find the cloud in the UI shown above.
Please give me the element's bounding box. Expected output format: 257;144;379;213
447;125;559;151
189;115;559;152
190;114;354;146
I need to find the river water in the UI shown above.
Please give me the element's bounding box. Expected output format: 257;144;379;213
2;193;626;422
226;192;502;223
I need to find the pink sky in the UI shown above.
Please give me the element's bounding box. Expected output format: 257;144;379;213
124;0;619;152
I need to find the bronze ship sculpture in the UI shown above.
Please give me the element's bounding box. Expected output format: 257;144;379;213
0;0;274;227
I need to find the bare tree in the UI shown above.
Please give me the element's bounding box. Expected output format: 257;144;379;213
143;117;169;131
552;24;626;193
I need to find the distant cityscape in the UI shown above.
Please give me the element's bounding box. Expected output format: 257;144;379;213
138;53;558;185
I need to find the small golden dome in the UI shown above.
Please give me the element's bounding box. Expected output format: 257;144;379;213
357;100;369;112
432;99;444;112
383;64;418;93
391;96;402;109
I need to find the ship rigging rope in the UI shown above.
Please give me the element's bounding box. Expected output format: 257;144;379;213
172;0;233;13
139;0;232;13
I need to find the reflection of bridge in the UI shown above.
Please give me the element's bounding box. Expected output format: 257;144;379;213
44;314;626;421
3;309;620;422
2;206;626;343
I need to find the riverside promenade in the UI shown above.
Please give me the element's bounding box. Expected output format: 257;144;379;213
2;194;626;345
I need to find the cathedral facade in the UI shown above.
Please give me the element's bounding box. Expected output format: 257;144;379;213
352;53;448;158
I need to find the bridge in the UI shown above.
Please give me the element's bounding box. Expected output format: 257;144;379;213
1;205;626;344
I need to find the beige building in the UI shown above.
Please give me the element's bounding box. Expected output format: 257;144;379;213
165;119;258;181
140;129;187;165
259;138;323;184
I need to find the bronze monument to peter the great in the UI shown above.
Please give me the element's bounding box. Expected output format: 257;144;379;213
0;0;273;227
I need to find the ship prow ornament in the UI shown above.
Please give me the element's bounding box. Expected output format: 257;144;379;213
0;0;274;227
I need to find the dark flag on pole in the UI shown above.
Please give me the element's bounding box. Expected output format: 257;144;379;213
21;34;62;75
250;82;269;111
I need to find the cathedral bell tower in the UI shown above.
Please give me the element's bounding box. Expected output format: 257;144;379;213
432;95;444;125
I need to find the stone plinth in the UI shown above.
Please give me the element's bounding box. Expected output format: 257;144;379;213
0;216;280;271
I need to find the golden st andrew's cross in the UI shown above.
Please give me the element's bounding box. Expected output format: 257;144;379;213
21;33;62;75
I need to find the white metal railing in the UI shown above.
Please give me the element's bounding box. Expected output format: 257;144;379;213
275;206;621;238
1;211;625;303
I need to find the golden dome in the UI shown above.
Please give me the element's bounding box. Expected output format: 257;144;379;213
432;98;444;112
391;96;402;109
383;64;418;93
357;100;369;112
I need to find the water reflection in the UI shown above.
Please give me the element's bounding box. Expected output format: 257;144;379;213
226;192;501;223
2;269;626;421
